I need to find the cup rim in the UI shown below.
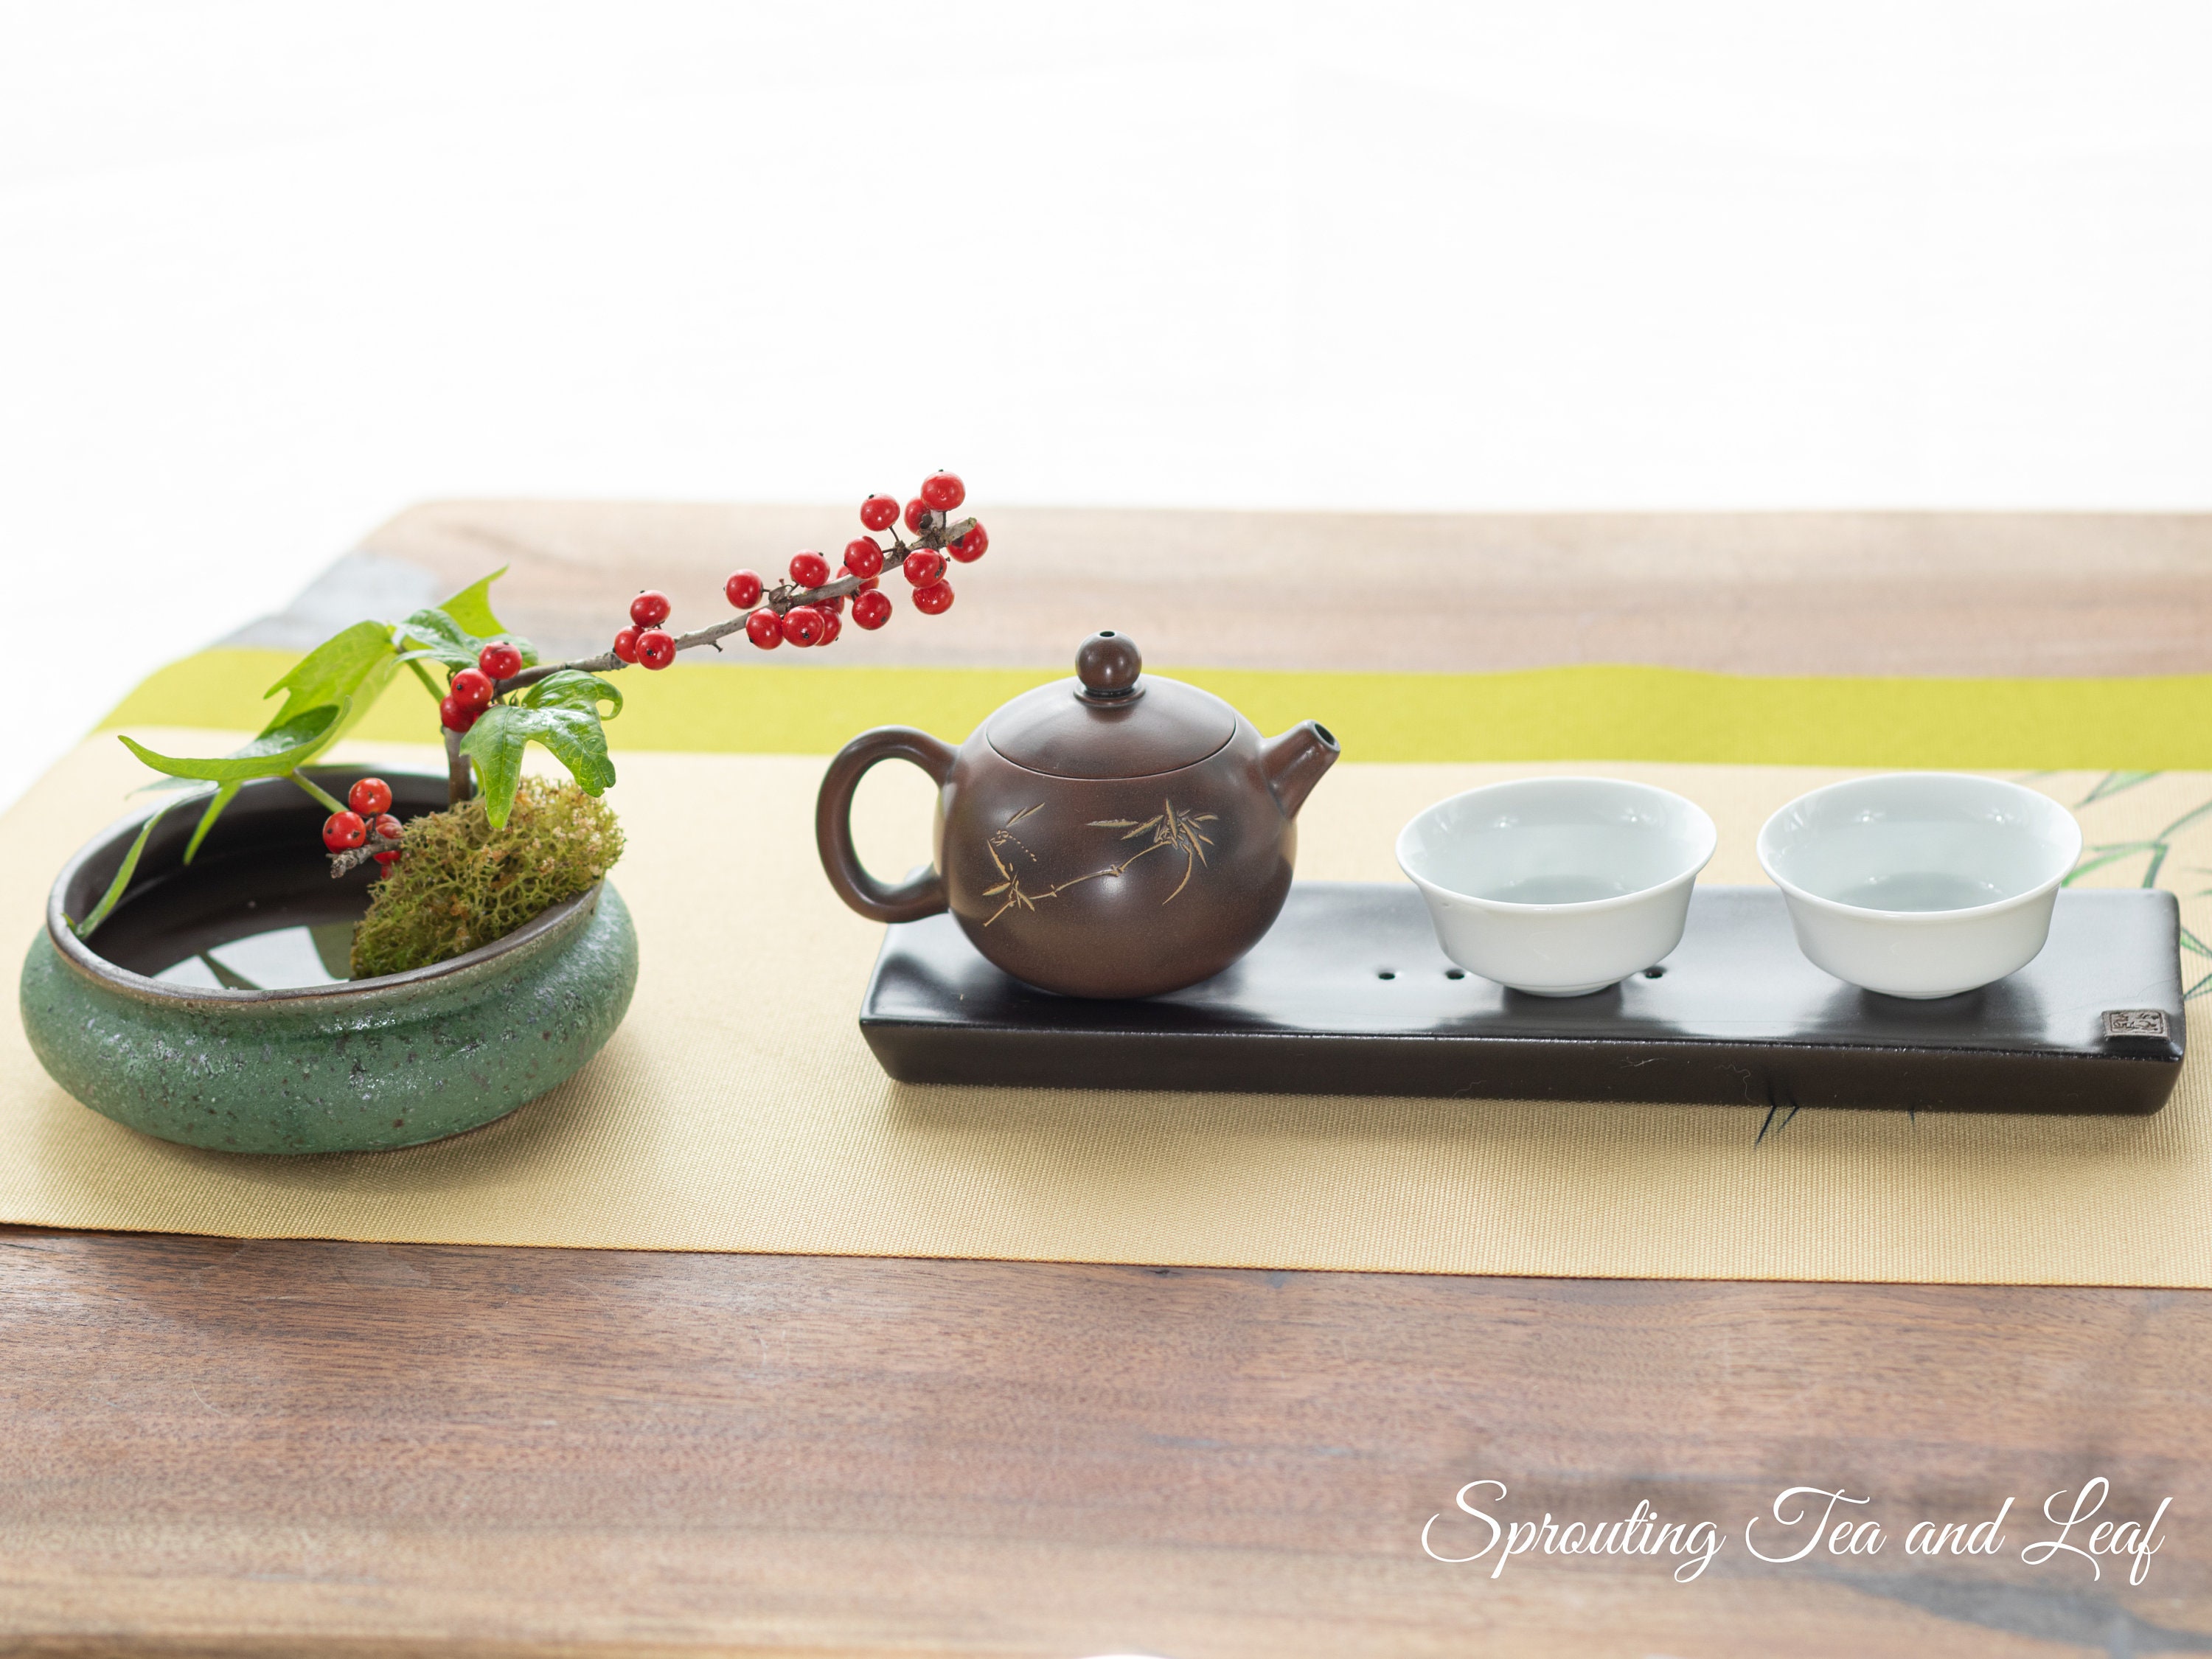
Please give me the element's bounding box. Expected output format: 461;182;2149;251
1394;776;1719;915
1754;771;2083;925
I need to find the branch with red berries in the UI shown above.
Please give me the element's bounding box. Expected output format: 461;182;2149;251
476;470;986;703
96;472;992;941
422;470;986;818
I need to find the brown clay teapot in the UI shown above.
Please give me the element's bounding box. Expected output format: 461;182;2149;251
818;631;1338;998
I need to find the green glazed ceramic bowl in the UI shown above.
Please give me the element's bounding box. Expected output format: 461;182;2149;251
20;770;637;1155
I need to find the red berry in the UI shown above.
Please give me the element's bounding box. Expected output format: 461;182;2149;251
613;625;640;663
439;694;479;733
903;497;933;533
860;494;901;532
789;550;831;588
322;810;367;852
373;813;403;843
630;590;672;627
920;470;966;512
855;573;880;591
451;667;495;711
745;608;783;650
902;548;947;586
478;641;524;681
913;578;954;616
372;849;400;873
818;609;843;644
725;568;763;609
637;628;676;669
782;605;827;647
950;521;989;563
347;776;393;817
852;589;892;630
842;538;884;579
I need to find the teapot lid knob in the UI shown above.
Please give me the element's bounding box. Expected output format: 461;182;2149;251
1075;631;1142;702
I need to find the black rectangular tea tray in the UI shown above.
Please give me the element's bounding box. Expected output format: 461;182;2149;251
858;884;2187;1114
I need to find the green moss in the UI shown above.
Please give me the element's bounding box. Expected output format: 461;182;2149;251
350;780;625;978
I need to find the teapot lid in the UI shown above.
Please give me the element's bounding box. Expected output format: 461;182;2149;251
985;631;1237;780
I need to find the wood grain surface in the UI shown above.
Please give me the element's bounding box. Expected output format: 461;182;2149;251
238;503;2212;677
21;507;2212;1656
3;1227;2208;1659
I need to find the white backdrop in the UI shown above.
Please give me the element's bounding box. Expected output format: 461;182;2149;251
4;1;2209;809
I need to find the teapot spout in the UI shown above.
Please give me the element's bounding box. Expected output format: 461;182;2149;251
1259;720;1340;818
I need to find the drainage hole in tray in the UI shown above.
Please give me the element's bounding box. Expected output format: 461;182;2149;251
1445;968;1465;980
1377;970;1396;981
1644;967;1666;978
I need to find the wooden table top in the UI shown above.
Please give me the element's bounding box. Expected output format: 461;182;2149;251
245;501;2212;678
15;506;2212;1658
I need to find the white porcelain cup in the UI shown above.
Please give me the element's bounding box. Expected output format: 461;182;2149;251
1756;772;2083;999
1396;778;1718;996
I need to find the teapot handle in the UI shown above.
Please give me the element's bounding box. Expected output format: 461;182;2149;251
815;726;957;923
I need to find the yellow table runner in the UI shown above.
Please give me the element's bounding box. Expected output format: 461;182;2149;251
4;714;2207;1284
106;649;2212;771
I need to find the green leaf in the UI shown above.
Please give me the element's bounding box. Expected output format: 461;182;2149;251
260;623;400;766
262;621;396;735
119;614;414;863
73;802;174;940
458;672;622;827
122;712;350;858
118;700;350;785
394;606;484;672
438;567;509;639
396;568;536;673
121;616;401;850
182;781;240;863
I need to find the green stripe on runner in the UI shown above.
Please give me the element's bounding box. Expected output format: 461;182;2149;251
97;647;2212;770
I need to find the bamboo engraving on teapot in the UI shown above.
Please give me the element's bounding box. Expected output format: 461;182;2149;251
981;800;1222;926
